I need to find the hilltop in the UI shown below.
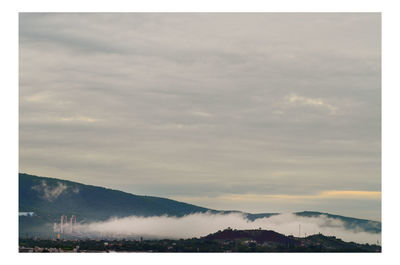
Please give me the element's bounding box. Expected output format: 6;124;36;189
202;228;380;252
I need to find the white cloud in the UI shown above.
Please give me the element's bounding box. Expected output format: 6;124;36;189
32;181;67;201
285;94;338;114
31;180;80;200
70;212;380;244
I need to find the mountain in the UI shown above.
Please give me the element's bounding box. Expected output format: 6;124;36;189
19;173;381;237
19;173;212;219
19;173;215;236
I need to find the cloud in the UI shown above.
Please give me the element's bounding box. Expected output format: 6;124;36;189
285;94;338;114
19;212;35;217
19;13;381;219
60;115;100;123
31;180;80;201
68;212;380;244
32;181;67;201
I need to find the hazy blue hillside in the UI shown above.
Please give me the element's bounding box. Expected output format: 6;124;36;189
19;173;214;236
19;173;212;221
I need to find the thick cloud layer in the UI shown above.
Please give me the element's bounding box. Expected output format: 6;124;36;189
19;13;381;220
65;212;380;244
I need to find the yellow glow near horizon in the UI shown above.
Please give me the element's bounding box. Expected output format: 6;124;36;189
319;190;381;199
219;190;381;201
172;190;381;203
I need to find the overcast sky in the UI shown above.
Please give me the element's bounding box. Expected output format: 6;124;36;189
19;13;381;220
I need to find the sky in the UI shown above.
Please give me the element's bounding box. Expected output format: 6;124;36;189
19;13;381;221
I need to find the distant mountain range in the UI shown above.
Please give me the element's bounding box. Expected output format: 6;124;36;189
19;173;381;237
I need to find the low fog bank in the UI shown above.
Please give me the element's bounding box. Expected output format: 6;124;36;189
70;212;380;244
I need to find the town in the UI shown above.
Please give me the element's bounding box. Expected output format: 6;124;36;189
19;227;381;253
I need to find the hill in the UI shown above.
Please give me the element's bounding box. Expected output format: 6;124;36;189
202;228;380;252
204;228;298;245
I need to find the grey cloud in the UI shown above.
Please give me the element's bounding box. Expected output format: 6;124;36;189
19;13;380;220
